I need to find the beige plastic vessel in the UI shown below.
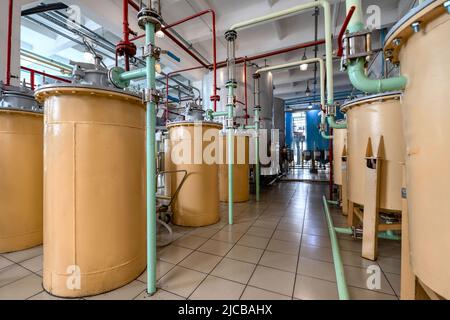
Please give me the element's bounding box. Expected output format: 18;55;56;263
35;86;146;298
333;128;347;186
0;110;43;253
219;133;250;203
384;0;450;298
342;92;404;211
166;121;221;227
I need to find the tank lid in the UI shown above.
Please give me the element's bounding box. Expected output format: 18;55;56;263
0;82;42;113
166;120;223;129
34;83;142;102
384;0;447;64
340;91;403;113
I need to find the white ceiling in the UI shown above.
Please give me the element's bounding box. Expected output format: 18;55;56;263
20;0;417;101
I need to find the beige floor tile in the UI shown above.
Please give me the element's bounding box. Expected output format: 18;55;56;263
240;286;291;300
385;272;400;297
267;239;299;256
0;256;14;270
341;250;380;269
197;239;234;256
378;257;401;275
87;281;146;300
134;289;184;300
211;258;255;284
137;260;176;282
259;251;298;272
249;266;295;297
179;251;222;273
28;291;76;300
19;255;43;273
276;222;303;233
338;239;362;253
173;235;208;250
0;264;31;288
221;222;252;233
246;226;273;239
344;265;395;295
300;244;333;263
0;274;42;300
2;246;43;263
159;245;193;264
303;226;329;237
301;234;332;249
297;257;336;282
237;235;270;250
273;230;301;243
294;275;338;300
189;227;219;239
190;275;245;300
252;220;277;230
226;245;264;264
349;286;397;300
158;266;207;298
211;230;245;244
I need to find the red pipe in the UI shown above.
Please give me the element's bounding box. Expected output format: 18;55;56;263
337;6;356;58
123;0;130;70
163;10;218;111
127;1;210;70
21;66;71;88
243;58;248;125
5;0;13;85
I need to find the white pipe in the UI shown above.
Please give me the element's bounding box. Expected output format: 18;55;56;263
256;58;325;108
229;0;334;106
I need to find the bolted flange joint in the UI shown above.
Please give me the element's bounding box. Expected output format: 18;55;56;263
142;88;162;104
210;95;220;102
224;30;237;42
142;43;161;60
225;80;237;89
252;73;261;79
137;8;163;31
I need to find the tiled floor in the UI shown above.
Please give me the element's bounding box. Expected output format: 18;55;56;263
285;168;330;182
0;182;401;300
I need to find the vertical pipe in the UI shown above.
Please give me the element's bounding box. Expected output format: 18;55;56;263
225;31;237;225
145;22;157;295
211;11;218;112
254;75;261;202
227;84;234;225
244;59;248;125
6;0;13;85
30;70;35;89
123;0;130;71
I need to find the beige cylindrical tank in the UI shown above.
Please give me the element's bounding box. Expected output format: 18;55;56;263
166;121;221;227
384;0;450;298
342;93;404;211
0;110;43;253
219;133;250;203
35;86;146;298
333;128;347;186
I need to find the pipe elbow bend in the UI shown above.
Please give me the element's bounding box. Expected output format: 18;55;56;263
327;116;347;129
348;60;407;94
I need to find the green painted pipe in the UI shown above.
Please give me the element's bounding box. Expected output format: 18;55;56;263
327;116;347;129
334;227;353;235
120;67;146;81
255;108;260;202
327;200;340;206
241;125;256;129
347;59;407;93
334;226;401;241
211;111;228;117
145;22;157;295
322;196;350;300
321;131;333;140
226;83;234;225
345;0;407;93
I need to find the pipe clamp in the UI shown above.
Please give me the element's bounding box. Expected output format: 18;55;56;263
143;88;162;104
